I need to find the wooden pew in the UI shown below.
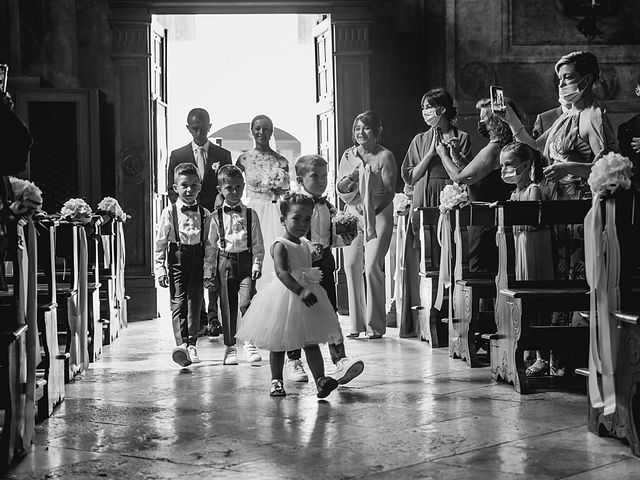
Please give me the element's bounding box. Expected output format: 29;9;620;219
85;215;106;362
33;215;65;418
98;217;119;345
55;221;90;379
576;190;640;457
449;203;503;366
0;219;38;469
489;199;592;393
414;207;447;347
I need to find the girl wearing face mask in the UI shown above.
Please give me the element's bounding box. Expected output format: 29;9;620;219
500;142;554;377
398;88;471;337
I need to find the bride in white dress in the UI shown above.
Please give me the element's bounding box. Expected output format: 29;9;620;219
236;115;290;292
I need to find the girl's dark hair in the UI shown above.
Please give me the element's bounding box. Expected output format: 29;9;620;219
421;88;458;121
352;110;382;144
501;141;544;184
279;192;314;217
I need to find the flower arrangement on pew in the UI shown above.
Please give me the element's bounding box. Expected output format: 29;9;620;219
60;198;93;224
587;152;633;197
438;183;468;213
331;211;359;247
584;151;634;416
96;196;130;222
433;183;468;311
7;177;43;217
393;192;410;216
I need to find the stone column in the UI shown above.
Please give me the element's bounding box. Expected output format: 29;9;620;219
108;3;156;319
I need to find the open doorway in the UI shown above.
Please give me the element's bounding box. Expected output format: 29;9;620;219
154;14;324;170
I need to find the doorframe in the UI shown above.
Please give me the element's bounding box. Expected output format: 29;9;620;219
108;0;373;318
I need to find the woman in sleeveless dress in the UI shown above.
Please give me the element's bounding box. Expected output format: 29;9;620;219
236;115;290;293
399;88;471;337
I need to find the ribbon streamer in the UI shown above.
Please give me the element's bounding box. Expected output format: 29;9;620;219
584;194;619;416
434;211;452;311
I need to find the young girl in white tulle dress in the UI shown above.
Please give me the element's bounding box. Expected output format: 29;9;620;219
236;193;343;398
500;141;555;377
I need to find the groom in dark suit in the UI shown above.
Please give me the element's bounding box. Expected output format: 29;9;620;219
167;108;231;338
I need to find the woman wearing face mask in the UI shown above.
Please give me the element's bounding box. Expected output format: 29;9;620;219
398;88;470;337
500;51;617;200
437;98;519;273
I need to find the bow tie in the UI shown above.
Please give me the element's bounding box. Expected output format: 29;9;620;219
181;204;199;213
313;196;328;205
224;205;242;214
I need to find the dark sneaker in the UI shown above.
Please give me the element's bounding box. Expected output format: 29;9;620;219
316;376;339;398
209;319;223;337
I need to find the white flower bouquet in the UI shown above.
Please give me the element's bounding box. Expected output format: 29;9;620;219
9;177;43;215
248;160;290;198
393;192;411;216
439;183;468;213
97;196;129;222
587;152;634;196
60;198;93;223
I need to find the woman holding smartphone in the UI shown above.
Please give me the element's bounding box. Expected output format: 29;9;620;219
437;97;520;273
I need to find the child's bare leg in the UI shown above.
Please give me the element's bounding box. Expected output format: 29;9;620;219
302;345;324;382
270;351;286;380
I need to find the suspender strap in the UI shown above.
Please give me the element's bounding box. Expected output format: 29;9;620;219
217;208;226;250
327;202;333;247
171;204;180;246
246;207;252;255
199;206;206;246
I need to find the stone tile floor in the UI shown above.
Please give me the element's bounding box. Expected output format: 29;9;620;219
3;310;640;479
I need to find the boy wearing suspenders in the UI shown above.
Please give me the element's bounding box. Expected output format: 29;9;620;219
156;163;215;367
207;165;264;366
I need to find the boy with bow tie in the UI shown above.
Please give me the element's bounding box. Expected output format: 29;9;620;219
155;163;215;367
285;155;365;385
206;165;264;366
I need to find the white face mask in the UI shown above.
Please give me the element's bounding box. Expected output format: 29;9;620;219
559;77;587;105
423;107;443;127
501;162;530;184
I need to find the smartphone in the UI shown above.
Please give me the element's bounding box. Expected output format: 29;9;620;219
490;85;506;114
0;64;7;94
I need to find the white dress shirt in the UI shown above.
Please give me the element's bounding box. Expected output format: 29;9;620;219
154;198;214;277
208;201;265;275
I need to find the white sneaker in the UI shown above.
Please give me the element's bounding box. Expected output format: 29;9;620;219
285;358;309;382
187;345;201;364
243;342;262;364
172;343;191;367
333;357;364;385
223;346;238;365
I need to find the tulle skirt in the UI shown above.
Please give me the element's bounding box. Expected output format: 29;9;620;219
246;198;285;292
236;278;343;352
514;228;555;281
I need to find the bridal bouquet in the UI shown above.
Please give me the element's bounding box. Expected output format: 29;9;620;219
248;160;290;198
97;196;129;222
587;152;633;196
8;177;43;215
439;183;468;213
393;192;410;216
60;198;93;223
